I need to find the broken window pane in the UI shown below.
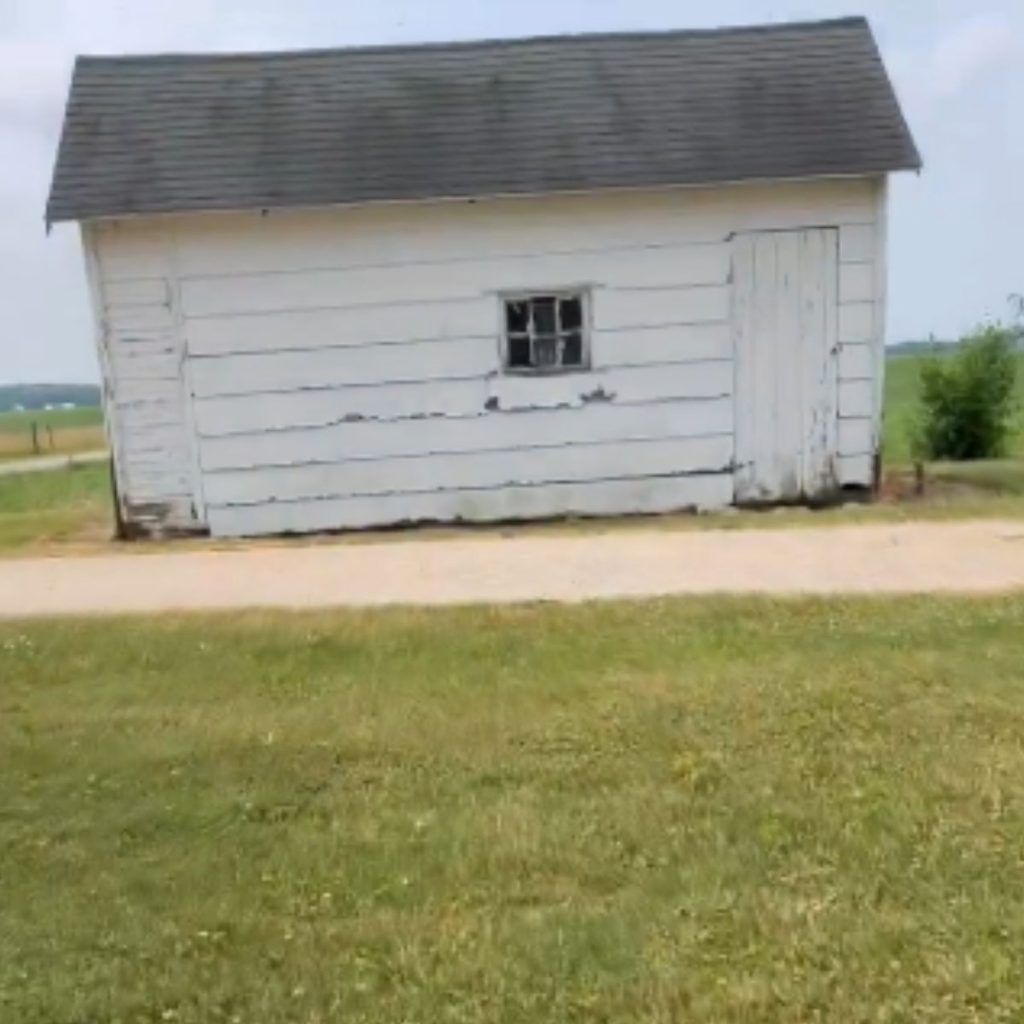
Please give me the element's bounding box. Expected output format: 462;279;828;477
533;335;559;368
506;301;529;334
508;334;532;368
560;296;582;331
532;297;557;336
503;293;588;374
562;331;583;366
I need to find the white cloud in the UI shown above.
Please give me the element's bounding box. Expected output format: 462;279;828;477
889;11;1023;109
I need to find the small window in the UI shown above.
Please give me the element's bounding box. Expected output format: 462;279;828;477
503;293;588;373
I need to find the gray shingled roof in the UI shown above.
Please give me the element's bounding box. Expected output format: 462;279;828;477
46;17;919;224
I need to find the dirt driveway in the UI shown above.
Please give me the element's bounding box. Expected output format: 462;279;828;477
2;520;1024;618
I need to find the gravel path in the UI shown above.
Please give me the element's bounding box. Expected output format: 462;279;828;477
2;520;1024;618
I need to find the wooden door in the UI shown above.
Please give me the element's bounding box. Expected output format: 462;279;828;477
732;228;839;503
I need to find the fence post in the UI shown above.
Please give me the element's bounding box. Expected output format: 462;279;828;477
30;421;40;454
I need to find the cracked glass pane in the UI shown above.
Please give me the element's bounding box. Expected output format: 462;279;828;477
533;335;559;368
532;297;557;336
560;296;582;331
562;331;583;366
506;301;529;334
508;333;531;368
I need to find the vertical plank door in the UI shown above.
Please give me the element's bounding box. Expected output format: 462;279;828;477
733;228;838;503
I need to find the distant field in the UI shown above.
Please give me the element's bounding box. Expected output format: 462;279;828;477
883;351;1024;465
0;406;105;461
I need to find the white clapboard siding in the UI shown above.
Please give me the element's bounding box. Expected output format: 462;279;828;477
595;285;729;329
190;338;499;397
839;379;874;418
105;304;176;332
171;178;877;278
208;473;735;537
104;278;170;307
489;361;733;411
838;417;874;456
112;379;187;409
839;302;875;345
837;453;874;487
93;222;170;281
179;244;731;317
195;379;491;436
839;224;875;264
193;360;732;437
88;220;203;534
839;343;873;381
109;350;181;382
593;323;732;368
204;434;734;507
85;176;886;537
185;298;495;355
840;263;875;304
198;396;734;471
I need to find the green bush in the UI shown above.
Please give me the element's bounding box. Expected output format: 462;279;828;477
915;325;1019;460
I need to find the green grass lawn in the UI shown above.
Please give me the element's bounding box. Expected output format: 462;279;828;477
3;597;1024;1021
0;406;105;461
0;461;111;550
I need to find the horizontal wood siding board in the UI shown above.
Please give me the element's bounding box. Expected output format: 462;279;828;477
594;285;728;329
838;342;872;380
168;180;877;278
838;378;873;418
202;434;734;506
837;416;874;456
207;472;735;537
838;223;874;263
198;395;734;470
838;301;874;344
179;244;731;317
592;323;731;367
488;361;733;410
104;278;169;306
194;379;490;435
185;299;495;355
106;305;177;331
190;353;732;404
189;337;499;397
837;453;873;486
839;262;874;304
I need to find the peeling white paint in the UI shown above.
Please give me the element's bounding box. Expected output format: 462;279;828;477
85;177;887;537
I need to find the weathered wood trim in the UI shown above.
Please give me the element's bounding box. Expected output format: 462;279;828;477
873;176;889;458
198;396;735;471
207;472;736;537
202;434;735;507
80;221;126;534
165;220;208;527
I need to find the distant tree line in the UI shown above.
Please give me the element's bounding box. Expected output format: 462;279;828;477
0;383;101;412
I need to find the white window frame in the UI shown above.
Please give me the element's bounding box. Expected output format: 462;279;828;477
500;289;592;376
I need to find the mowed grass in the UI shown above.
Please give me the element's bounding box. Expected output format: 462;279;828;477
0;461;112;550
0;406;105;461
3;598;1024;1022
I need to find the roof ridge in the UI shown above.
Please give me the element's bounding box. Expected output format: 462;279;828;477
73;16;869;65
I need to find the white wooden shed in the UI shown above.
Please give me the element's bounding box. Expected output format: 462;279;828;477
47;17;919;538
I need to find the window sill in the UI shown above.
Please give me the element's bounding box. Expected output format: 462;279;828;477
501;365;592;378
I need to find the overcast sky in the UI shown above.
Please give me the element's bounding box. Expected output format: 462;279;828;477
1;0;1022;384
